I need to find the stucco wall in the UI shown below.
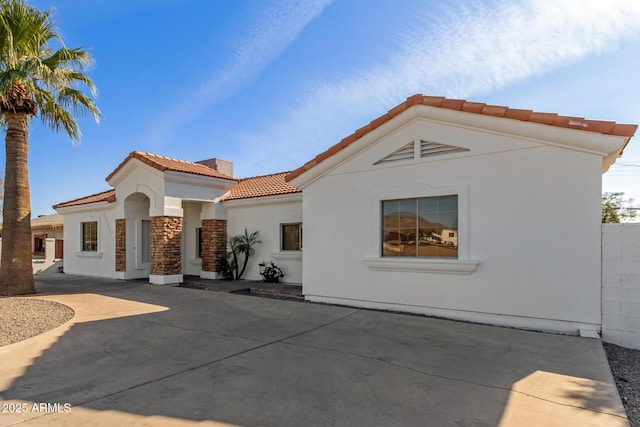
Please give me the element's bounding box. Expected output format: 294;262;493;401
301;118;604;333
602;223;640;349
60;208;118;278
225;195;302;283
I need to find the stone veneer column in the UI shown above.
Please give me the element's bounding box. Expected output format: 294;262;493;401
150;216;183;282
201;219;227;278
115;219;126;272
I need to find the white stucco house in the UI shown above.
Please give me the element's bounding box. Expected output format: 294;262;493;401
54;94;637;334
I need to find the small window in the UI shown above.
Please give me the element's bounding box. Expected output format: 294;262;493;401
82;221;98;252
281;223;302;251
196;227;203;258
141;220;151;263
33;234;46;254
382;195;458;258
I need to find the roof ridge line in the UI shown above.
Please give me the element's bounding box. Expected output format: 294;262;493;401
134;151;218;168
285;94;638;182
53;189;116;209
238;171;292;181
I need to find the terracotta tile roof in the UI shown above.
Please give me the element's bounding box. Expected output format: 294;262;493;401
286;94;638;182
0;215;64;232
53;189;116;210
221;172;300;201
31;214;64;229
106;151;237;182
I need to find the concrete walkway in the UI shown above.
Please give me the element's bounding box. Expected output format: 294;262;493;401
0;275;629;426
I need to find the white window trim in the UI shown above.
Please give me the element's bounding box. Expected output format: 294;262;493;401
75;251;103;258
363;257;478;274
364;183;478;274
271;251;303;261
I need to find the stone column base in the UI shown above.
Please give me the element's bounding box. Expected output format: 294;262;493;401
149;274;183;285
200;270;224;280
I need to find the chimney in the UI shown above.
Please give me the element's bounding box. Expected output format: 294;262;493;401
196;158;233;177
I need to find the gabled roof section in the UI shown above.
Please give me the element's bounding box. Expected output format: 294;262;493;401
31;214;64;229
0;214;64;232
106;151;237;182
53;189;116;210
286;94;638;182
221;172;300;201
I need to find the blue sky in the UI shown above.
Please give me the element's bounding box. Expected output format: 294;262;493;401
7;0;640;217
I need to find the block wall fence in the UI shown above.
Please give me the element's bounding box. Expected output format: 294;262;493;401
602;223;640;349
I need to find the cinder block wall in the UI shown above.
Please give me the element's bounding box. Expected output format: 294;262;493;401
602;223;640;349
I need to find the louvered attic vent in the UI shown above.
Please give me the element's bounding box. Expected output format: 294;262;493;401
375;140;469;165
374;141;414;165
420;140;469;158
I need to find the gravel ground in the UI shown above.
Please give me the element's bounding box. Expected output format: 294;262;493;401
605;343;640;427
0;297;74;346
0;297;638;425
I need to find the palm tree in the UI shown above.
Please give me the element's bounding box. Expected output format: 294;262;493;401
229;229;261;280
0;0;100;296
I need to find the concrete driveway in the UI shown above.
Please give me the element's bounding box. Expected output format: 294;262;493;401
0;275;628;426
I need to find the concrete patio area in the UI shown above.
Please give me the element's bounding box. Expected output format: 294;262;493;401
0;274;629;426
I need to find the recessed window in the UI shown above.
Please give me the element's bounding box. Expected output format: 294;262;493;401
196;227;203;258
33;234;46;255
82;221;98;252
141;220;151;263
382;195;458;258
281;223;302;251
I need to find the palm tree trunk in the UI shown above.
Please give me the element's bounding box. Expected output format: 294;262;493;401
0;112;35;295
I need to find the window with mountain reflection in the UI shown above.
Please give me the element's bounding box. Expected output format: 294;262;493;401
381;195;458;258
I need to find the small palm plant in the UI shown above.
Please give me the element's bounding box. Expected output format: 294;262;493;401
227;229;261;280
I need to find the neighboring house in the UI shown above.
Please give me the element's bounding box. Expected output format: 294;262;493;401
0;213;64;259
54;94;637;334
0;213;64;274
30;214;64;258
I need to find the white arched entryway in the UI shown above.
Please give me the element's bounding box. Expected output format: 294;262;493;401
116;192;152;279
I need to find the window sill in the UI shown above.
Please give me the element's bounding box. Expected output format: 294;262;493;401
363;257;479;274
271;251;303;261
189;259;202;266
75;251;103;259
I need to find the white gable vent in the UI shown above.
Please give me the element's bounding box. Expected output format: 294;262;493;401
374;142;415;165
420;140;469;158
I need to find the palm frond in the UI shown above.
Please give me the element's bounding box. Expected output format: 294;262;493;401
0;0;100;142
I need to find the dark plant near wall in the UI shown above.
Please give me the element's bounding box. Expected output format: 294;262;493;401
225;229;261;280
217;255;235;280
259;261;285;283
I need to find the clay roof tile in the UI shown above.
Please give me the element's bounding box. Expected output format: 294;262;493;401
221;172;300;201
285;94;637;183
53;189;116;209
106;151;237;182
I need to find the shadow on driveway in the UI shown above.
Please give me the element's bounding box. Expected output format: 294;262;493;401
0;274;629;426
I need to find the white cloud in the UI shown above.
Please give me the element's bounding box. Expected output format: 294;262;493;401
147;0;334;144
235;0;640;176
